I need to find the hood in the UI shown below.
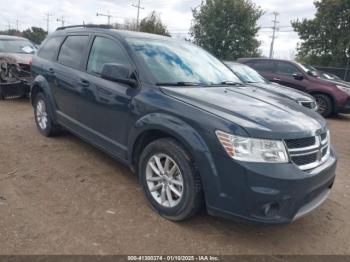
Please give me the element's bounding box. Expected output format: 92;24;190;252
0;53;33;64
160;85;326;139
317;77;350;88
250;82;315;102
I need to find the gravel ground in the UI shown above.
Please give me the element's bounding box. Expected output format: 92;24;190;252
0;98;349;255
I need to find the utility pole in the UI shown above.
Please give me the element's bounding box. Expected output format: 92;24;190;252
16;17;19;31
57;16;65;27
96;11;113;25
132;0;144;29
45;13;53;33
269;12;279;59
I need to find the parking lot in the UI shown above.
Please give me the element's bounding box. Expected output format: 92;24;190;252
0;98;349;255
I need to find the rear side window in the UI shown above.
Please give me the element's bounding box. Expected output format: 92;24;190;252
87;36;130;75
276;62;300;76
58;35;89;69
251;60;275;73
38;37;64;61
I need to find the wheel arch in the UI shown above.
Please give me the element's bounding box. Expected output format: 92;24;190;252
30;75;58;122
128;113;220;207
309;91;336;113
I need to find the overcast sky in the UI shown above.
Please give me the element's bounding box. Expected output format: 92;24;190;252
0;0;316;58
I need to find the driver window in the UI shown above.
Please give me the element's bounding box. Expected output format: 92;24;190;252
276;62;300;76
87;36;130;75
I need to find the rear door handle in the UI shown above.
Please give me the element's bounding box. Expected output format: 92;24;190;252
80;79;90;87
273;78;281;81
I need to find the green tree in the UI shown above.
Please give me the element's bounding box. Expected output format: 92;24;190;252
22;27;47;44
0;29;22;37
292;0;350;67
139;11;170;36
190;0;263;60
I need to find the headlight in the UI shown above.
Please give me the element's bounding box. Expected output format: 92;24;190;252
336;85;350;95
216;130;288;163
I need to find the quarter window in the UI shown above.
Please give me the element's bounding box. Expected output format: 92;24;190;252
58;35;89;68
87;37;130;75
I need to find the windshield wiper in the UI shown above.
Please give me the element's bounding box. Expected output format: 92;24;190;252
213;81;244;86
156;81;202;86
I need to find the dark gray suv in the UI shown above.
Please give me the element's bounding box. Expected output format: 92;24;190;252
30;26;337;224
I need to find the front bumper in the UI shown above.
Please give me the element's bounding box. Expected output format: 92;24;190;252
338;98;350;114
206;149;337;224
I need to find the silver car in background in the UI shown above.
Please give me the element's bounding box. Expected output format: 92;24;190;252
0;35;36;99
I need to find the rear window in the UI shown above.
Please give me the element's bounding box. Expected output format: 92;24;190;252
58;35;89;68
0;39;36;54
38;37;64;61
251;60;275;73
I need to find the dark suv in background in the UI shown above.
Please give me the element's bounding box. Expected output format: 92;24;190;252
30;26;336;224
224;61;318;111
238;58;350;117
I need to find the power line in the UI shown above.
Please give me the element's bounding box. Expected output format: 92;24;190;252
132;0;145;29
269;12;279;59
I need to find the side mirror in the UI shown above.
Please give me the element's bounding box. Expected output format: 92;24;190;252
293;72;304;81
101;63;138;88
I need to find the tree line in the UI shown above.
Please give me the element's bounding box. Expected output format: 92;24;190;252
1;0;349;68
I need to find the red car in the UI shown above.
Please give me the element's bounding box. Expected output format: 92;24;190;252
238;58;350;117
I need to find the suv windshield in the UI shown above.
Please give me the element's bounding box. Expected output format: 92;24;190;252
126;37;242;86
298;63;319;77
0;39;36;54
226;63;267;84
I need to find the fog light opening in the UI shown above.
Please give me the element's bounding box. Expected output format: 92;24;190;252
263;202;280;217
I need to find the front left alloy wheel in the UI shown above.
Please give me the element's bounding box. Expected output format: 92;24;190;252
34;93;62;137
139;138;203;221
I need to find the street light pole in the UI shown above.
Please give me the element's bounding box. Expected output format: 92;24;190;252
96;12;113;25
57;16;65;27
344;48;350;81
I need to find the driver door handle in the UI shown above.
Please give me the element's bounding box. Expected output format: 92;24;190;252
80;79;90;87
273;78;281;81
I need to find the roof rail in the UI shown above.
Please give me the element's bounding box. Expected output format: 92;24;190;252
56;24;113;31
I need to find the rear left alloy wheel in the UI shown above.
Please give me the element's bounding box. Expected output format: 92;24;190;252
139;138;203;221
34;93;62;137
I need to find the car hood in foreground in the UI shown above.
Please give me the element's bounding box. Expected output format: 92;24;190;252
160;85;326;139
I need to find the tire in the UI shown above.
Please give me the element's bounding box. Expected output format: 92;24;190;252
139;138;203;221
314;94;333;117
34;93;62;137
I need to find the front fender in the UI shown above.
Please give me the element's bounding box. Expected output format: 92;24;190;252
128;113;221;208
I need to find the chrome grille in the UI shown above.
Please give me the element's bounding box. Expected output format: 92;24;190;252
285;131;330;171
285;137;315;149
